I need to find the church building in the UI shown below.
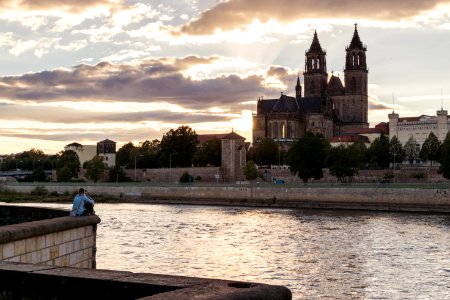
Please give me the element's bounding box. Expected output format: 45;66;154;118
252;25;369;145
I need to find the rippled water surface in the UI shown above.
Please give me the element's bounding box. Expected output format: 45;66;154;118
9;203;450;299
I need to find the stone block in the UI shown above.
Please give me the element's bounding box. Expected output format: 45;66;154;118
45;233;55;247
61;255;69;267
73;239;81;252
69;253;77;266
54;257;62;266
55;231;63;245
67;241;74;253
70;228;78;241
41;247;51;262
20;253;32;263
14;240;26;256
50;245;59;260
6;256;20;262
62;230;71;243
31;251;42;262
3;242;14;259
59;243;67;256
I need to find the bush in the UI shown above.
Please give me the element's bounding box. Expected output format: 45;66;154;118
179;172;193;183
195;176;202;181
30;185;48;196
411;172;426;179
49;191;59;197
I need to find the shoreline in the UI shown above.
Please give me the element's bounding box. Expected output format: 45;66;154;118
2;183;450;213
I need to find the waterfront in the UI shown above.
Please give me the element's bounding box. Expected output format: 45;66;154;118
6;202;450;299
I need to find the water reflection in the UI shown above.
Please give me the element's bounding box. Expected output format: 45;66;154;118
7;202;450;299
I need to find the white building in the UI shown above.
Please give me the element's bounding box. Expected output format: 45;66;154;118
64;139;116;168
388;109;449;155
64;143;97;166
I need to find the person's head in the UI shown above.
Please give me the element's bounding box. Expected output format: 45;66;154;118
78;188;85;194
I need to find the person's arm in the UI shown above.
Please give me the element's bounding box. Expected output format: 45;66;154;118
84;194;95;204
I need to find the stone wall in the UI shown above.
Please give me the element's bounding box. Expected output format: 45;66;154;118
0;206;100;268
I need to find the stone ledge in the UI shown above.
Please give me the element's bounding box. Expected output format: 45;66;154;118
0;262;291;300
0;214;100;244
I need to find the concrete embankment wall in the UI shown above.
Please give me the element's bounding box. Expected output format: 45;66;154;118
5;183;450;212
0;206;100;268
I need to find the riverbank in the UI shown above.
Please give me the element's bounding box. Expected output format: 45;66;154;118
2;182;450;213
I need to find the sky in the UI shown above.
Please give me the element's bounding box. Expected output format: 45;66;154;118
1;0;450;154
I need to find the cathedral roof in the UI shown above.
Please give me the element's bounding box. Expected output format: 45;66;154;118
298;97;326;114
272;94;299;112
222;131;245;140
307;30;325;54
326;75;345;96
348;24;366;50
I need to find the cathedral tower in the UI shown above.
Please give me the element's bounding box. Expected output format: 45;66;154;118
341;24;369;127
295;74;302;100
303;31;327;97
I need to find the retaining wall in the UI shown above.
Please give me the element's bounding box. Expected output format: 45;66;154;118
0;206;100;268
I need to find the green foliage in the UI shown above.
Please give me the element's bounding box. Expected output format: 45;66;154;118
160;125;199;168
31;166;47;182
411;172;426;179
30;185;48;196
179;171;193;183
138;139;161;168
438;132;450;179
56;150;80;181
286;132;330;183
85;155;106;182
116;142;136;168
243;160;258;181
419;132;441;166
193;138;221;167
389;136;406;165
108;165;132;182
254;138;279;166
404;136;417;166
194;176;202;181
327;145;360;183
367;134;390;168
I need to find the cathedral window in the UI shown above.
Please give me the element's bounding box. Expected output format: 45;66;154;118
281;122;286;139
273;122;278;138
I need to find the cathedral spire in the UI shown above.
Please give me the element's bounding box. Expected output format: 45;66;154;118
295;73;302;100
308;30;325;54
348;23;365;50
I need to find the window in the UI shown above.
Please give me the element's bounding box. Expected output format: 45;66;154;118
273;122;278;138
281;122;286;139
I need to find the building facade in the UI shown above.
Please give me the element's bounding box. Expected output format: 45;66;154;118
221;131;246;182
253;25;368;145
388;109;450;149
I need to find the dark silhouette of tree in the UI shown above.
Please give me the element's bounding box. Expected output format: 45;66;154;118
116;142;137;168
244;160;258;180
56;150;80;181
138;139;160;168
193;138;221;167
159;126;198;168
108;165;132;182
254;138;279;166
419;132;441;166
84;155;106;182
286;132;330;183
389;136;406;166
438;132;450;179
328;143;366;183
31;166;46;182
367;134;390;168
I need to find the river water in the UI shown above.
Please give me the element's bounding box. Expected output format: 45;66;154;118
7;202;450;299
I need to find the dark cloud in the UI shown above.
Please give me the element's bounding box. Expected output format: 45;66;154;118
179;0;446;35
0;56;283;112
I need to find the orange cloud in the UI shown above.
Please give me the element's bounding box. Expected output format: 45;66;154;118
179;0;447;35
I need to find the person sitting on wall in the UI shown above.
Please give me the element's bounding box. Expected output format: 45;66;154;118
71;188;95;216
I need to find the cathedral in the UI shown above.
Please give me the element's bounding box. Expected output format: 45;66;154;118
252;25;369;145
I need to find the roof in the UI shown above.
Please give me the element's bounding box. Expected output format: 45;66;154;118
98;139;116;144
343;127;384;134
66;142;83;147
197;134;227;144
222;131;246;140
330;135;370;143
348;24;366;50
272;94;299;112
307;30;325;54
257;94;326;115
298;97;326;114
326;75;345;96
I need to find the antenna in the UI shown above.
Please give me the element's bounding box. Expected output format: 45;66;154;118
392;93;395;113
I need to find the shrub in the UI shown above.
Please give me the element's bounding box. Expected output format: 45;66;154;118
179;172;193;183
411;172;426;179
30;185;48;196
195;176;202;181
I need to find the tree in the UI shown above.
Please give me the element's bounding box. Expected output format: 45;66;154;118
327;144;366;183
84;155;106;182
159;125;199;168
108;165;132;182
31;166;47;182
116;142;137;168
244;160;258;181
367;134;390;168
254;138;279;166
438;132;450;179
286;132;330;183
389;136;406;167
56;150;80;181
403;136;417;166
179;171;193;183
419;132;441;166
193;138;221;167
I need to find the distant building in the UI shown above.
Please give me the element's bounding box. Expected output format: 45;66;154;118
253;25;369;146
330;135;370;148
64;143;97;166
388;109;449;159
221;131;246;182
97;139;116;168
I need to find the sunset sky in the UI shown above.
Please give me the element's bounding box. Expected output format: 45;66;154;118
1;0;450;154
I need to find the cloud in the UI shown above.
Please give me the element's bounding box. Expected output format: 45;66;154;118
0;0;120;13
179;0;448;35
0;56;286;111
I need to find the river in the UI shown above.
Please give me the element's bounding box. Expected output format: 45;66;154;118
8;202;450;299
